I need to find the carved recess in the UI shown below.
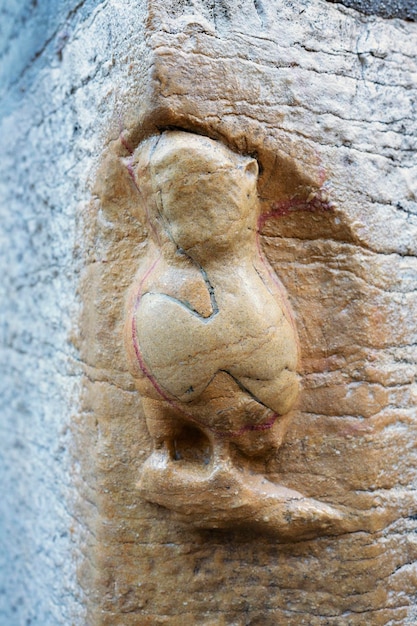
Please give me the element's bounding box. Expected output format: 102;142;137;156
124;131;347;538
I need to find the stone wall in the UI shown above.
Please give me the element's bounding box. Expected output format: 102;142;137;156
1;0;417;624
0;1;147;623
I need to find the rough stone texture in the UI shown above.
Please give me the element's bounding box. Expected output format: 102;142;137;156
89;1;417;624
1;0;417;624
326;0;417;21
123;130;349;539
0;0;148;624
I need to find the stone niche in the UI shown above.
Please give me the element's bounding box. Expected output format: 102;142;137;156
4;0;412;624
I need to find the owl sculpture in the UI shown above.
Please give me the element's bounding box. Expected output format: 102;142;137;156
124;131;345;538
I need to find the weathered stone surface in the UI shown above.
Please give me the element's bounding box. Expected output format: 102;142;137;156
1;0;417;624
326;0;417;21
89;1;417;624
123;130;351;538
0;1;149;624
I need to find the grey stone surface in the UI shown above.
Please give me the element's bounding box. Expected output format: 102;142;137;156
326;0;417;20
0;0;111;623
0;0;101;107
0;0;151;620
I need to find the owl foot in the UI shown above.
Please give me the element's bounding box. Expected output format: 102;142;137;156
137;449;354;540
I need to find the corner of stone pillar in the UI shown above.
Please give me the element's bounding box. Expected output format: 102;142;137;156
72;2;417;624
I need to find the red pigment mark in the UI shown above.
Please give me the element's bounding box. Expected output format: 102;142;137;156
118;108;134;155
255;223;298;336
315;149;327;187
262;145;331;221
255;186;334;345
118;126;162;246
259;187;334;227
120;131;134;156
340;422;374;437
131;260;278;438
131;257;178;411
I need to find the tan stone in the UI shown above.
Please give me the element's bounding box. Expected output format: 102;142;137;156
121;130;355;538
77;0;417;623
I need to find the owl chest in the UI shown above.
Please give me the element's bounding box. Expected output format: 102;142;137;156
133;275;287;401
